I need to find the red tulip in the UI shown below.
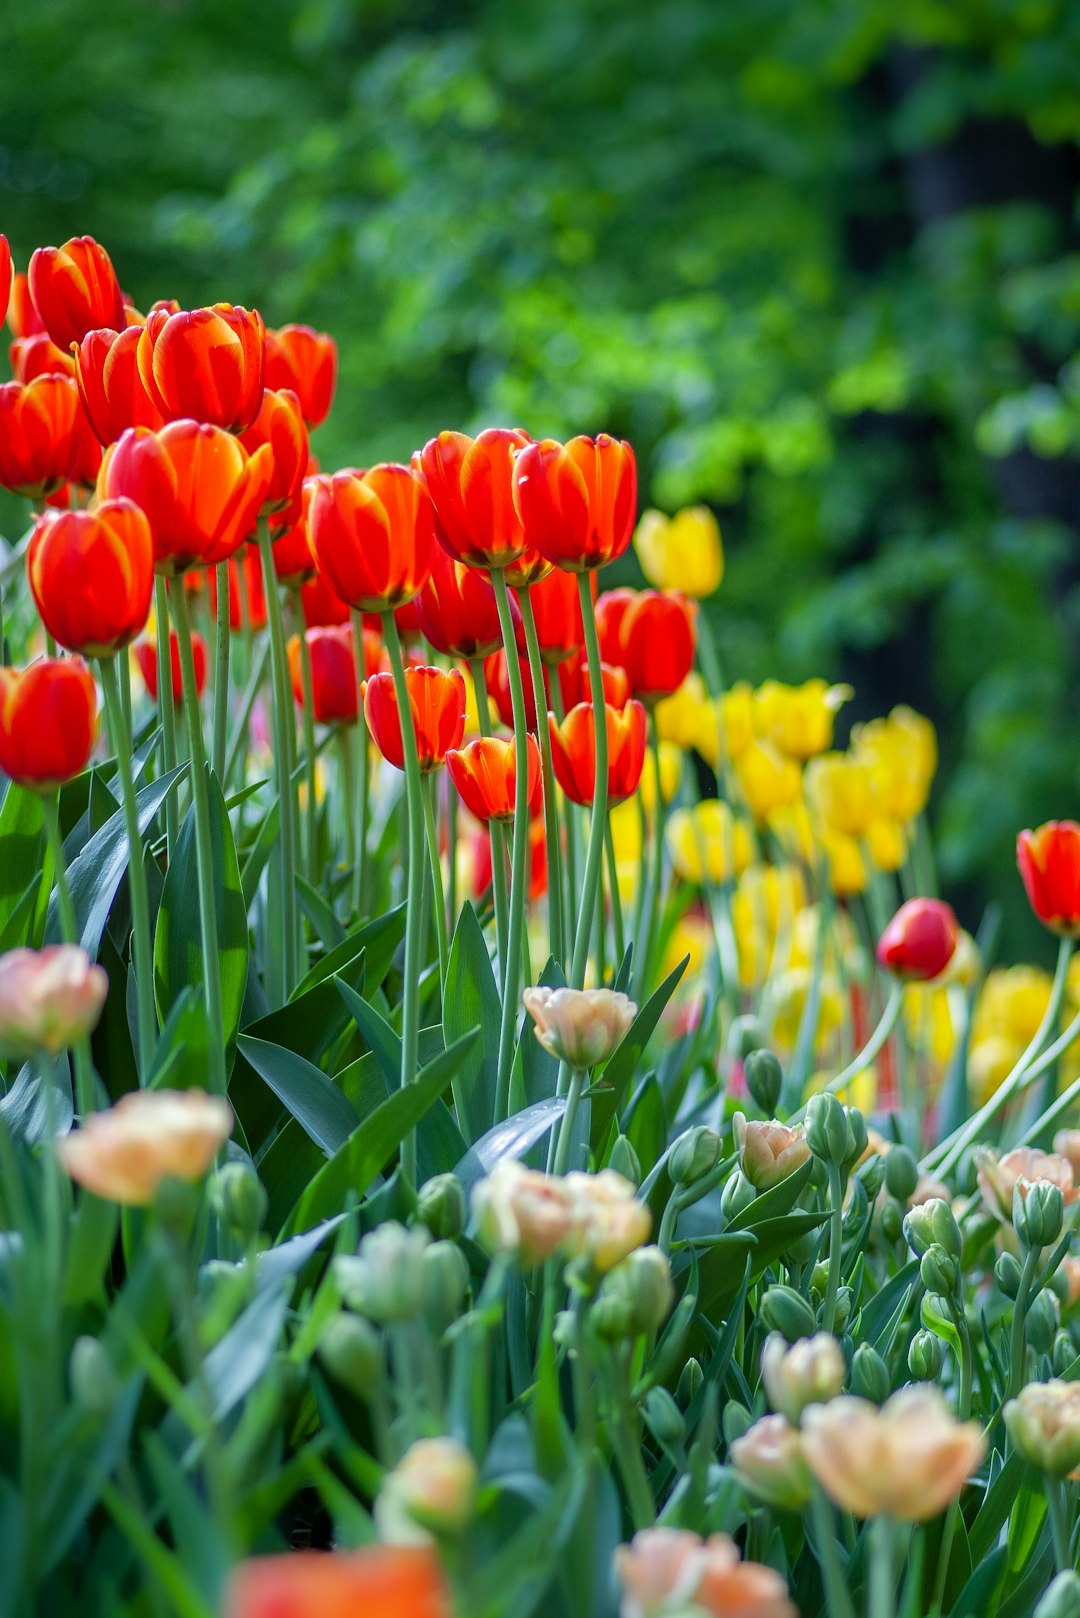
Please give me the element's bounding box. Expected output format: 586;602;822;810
263;324;337;427
1017;822;1080;937
876;898;959;982
0;236;10;327
271;513;316;586
484;647;548;732
549;698;647;805
526;565;587;665
0;374;82;499
287;624;385;724
472;815;547;901
207;548;267;632
28;235;125;350
556;650;630;714
74;326;165;445
10;331;74;382
301;570;351;628
7;271;45;339
68;399;103;490
0;657;98;790
308;464;434;613
364;665;466;772
28;499;153;656
512;433;637;572
597;586;697;702
224;1546;451;1618
137;303;265;432
134;630;208;704
446;734;541;822
239;387;309;518
416;427;532;570
97;421;274;575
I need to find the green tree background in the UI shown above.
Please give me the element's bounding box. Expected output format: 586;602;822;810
3;0;1080;951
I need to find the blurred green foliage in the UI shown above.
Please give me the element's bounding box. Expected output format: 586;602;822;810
3;0;1080;950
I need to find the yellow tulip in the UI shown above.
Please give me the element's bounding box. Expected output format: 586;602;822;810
767;798;817;864
805;752;873;837
820;829;867;897
609;799;643;906
753;679;852;761
852;706;937;821
903;984;957;1069
655;674;710;751
733;861;807;939
969;1034;1023;1106
634;505;723;598
767;966;844;1055
662;910;713;982
461;662;481;737
638;741;682;812
866;815;907;873
666;800;753;885
734;739;802;822
806;1064;876;1114
973;965;1053;1049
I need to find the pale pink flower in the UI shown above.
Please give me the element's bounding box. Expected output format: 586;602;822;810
56;1088;232;1205
733;1113;810;1191
976;1145;1077;1223
0;945;107;1058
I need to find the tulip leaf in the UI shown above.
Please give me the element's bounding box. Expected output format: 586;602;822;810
237;1033;359;1157
591;954;688;1148
726;1157;814;1231
454;1097;568;1190
443;901;502;1145
0;782;43;938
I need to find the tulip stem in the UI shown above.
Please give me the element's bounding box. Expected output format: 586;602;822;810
348;610;369;916
604;817;625;972
469;657;509;982
41;795;96;1118
639;708;667;995
551;1068;586;1178
170;584;227;1097
1006;1248;1039;1403
212;561;231;783
99;655;157;1079
808;1490;857;1618
491;568;531;1123
296;616;320;886
381;609;424;1184
422;773;448;996
821;1161;845;1336
518;587;564;969
338;726;357;873
868;1514;897;1618
1046;1478;1072;1574
225;637;270;791
256;518;299;1000
571;571;609;991
153;576;179;861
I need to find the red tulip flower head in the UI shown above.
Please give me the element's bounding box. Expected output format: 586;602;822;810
239;387;309;518
28;236;125;350
98;421;274;575
415;542;505;659
557;651;631;715
287;624;385;725
484;647;547;733
7;272;45;340
28;499;153;656
0;657;98;790
446;735;541;823
74;327;165;445
137;303;265;432
301;570;351;628
263;324;338;428
364;665;466;772
512;433;637;572
596;586;697;702
876;898;959;982
549;698;647;806
271;513;317;587
527;565;587;665
224;1546;451;1618
134;630;208;705
416;428;531;570
0;374;84;499
307;464;435;613
1017;822;1080;937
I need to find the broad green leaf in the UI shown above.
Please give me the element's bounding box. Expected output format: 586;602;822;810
591;955;688;1147
291;904;405;999
0;783;43;938
237;1033;358;1157
454;1098;567;1190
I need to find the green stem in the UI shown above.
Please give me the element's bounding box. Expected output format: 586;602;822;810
169;584;227;1096
639;707;667;993
571;571;609;990
382;610;425;1186
470;656;509;981
296;617;319;885
41;792;99;1117
869;1514;896;1618
604;817;625;972
808;1490;857;1618
212;560;230;782
153;576;179;860
550;677;578;935
99;656;157;1079
1046;1478;1072;1575
822;1161;844;1336
422;773;448;996
518;587;564;968
787;984;903;1127
1006;1248;1039;1402
225;638;269;791
256;518;299;999
490;569;531;1123
349;610;370;918
551;1068;586;1177
338;726;357;873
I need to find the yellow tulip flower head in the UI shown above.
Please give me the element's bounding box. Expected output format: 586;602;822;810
866;815;907;873
767;798;817;865
753;679;853;761
609;799;643;906
852;706;937;822
734;739;802;823
634;506;724;599
654;673;710;751
820;829;867;898
766;966;844;1055
903;985;957;1069
638;741;682;812
805;751;873;838
666;799;753;885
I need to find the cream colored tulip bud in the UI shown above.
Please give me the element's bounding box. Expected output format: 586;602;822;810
334;1223;430;1324
0;944;108;1059
55;1089;232;1206
471;1160;581;1265
374;1435;478;1544
1004;1381;1080;1479
731;1414;813;1511
801;1386;985;1521
733;1112;810;1191
522;985;637;1071
564;1168;652;1273
615;1528;795;1618
761;1332;845;1425
976;1145;1078;1224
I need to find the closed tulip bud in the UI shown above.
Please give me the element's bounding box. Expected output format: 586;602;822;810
762;1331;845;1423
607;1135;642;1186
876;898;959;983
1014;1179;1065;1251
376;1436;478;1544
0;658;98;792
728;1014;766;1061
1053;1331;1075;1377
69;1334;121;1419
880;1198;904;1244
513;433;637;573
643;1387;685;1448
1017;822;1080;939
549;698;649;807
850;1344;889;1404
210;1160;267;1244
333;1223;430;1324
730;1414;813;1511
860;1155;886;1202
421;1240;470;1334
744;1049;783;1114
904;1197;963;1260
28;236;125;350
908;1329;945;1382
317;1312;381;1401
307;464;434;613
416;1174;466;1241
28;499;153;657
1004;1381;1080;1478
920;1244;959;1298
996;1251;1024;1300
522;985;637;1071
884;1145;920;1202
447;735;541;823
263;324;337;428
805;1092;849;1166
677;1357;704;1409
733;1114;811;1190
137;303;265;433
759;1286;819;1344
1036;1572;1080;1618
720;1169;757;1222
722;1400;754;1446
594;1245;674;1340
845;1108;868;1167
828;1287;853;1335
1028;1291;1060;1357
669;1126;722;1187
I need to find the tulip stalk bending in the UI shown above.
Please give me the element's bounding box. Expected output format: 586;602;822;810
256;517;300;999
490;567;531;1121
517;586;564;968
98;654;157;1078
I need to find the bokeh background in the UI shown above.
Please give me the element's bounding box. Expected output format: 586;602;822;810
3;0;1079;953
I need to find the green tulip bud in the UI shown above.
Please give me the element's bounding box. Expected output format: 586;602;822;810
153;1174;200;1238
728;1014;766;1061
69;1334;120;1419
607;1135;642;1186
744;1049;783;1114
859;1154;886;1202
904;1197;962;1260
669;1126;722;1187
334;1222;430;1324
317;1312;381;1400
1015;1181;1065;1251
721;1399;753;1446
879;1198;904;1244
759;1284;818;1343
814;1286;852;1334
805;1092;848;1166
850;1343;889;1404
1050;1268;1071;1306
1028;1290;1059;1357
720;1169;756;1222
884;1146;919;1202
842;1176;869;1238
908;1329;945;1382
594;1246;675;1341
1054;1331;1075;1377
422;1240;470;1333
920;1244;959;1297
677;1357;704;1409
1035;1572;1080;1618
416;1174;466;1241
996;1251;1024;1300
845;1108;868;1168
197;1258;250;1346
644;1387;685;1448
210;1160;267;1244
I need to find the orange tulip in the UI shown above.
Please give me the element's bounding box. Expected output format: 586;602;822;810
137;303;265;432
74;326;165;445
597;586;697;702
0;374;82;498
557;650;630;713
526;565;587;665
301;570;351;628
134;630;208;704
287;624;384;725
98;421;274;575
263;324;337;428
0;236;10;327
27;235;125;351
1018;821;1080;937
7;271;45;339
239;387;309;518
446;734;541;822
415;541;505;659
549;698;647;805
10;330;74;382
417;427;532;570
224;1546;451;1618
271;512;316;586
484;647;547;732
308;464;435;612
28;499;153;656
0;657;98;790
512;433;637;572
472;815;547;901
207;548;267;632
364;665;466;771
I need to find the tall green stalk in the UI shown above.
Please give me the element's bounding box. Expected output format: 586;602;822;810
490;568;532;1122
41;794;95;1116
169;585;227;1097
422;774;449;995
638;707;667;994
99;655;157;1079
349;610;370;918
469;656;509;980
296;617;320;885
211;560;231;782
570;571;608;989
153;575;179;860
255;518;299;998
517;586;564;968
